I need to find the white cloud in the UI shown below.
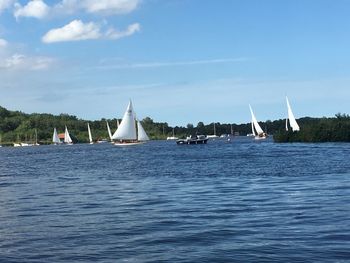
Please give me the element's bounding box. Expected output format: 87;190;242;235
82;0;139;15
0;38;8;47
14;0;49;20
0;0;14;13
0;53;55;70
42;20;101;43
105;23;140;39
96;57;249;70
42;20;140;43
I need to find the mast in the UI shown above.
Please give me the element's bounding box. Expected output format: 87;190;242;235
213;122;216;136
35;128;38;145
230;124;233;135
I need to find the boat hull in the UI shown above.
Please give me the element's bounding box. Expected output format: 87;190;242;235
114;141;146;146
176;138;208;145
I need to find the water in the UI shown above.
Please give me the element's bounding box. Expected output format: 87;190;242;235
1;138;350;262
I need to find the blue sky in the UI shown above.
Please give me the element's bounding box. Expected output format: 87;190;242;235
0;0;349;126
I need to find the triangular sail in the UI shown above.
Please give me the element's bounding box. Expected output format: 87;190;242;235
251;120;256;136
286;97;300;132
137;120;149;141
87;123;93;143
52;128;60;143
249;105;264;135
106;121;113;141
64;126;73;143
112;100;137;140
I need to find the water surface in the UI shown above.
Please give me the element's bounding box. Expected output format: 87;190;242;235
1;138;350;262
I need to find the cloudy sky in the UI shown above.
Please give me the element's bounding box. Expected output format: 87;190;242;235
0;0;349;125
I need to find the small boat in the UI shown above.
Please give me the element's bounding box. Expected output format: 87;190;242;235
167;128;178;140
207;122;219;139
106;121;113;143
176;135;208;145
52;127;61;145
249;104;268;140
87;123;93;144
285;96;300;132
112;100;150;146
64;126;73;145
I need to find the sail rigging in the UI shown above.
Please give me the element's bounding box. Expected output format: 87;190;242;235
112;100;137;141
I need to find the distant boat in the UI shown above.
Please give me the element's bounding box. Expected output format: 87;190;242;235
87;123;93;144
249;104;267;140
34;129;40;146
176;134;208;145
285;97;300;132
106;121;113;142
207;122;219;139
112;100;150;146
52;128;61;145
64;126;73;145
167;128;178;140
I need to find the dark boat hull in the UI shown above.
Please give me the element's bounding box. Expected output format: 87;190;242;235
176;138;208;145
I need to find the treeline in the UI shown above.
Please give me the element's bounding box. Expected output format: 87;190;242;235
0;106;349;144
274;114;350;142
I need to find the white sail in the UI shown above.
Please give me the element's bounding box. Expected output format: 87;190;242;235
106;121;113;141
52;128;60;144
286;97;300;132
137;120;149;141
87;123;93;143
64;126;73;143
251;119;256;136
249;105;264;135
112;100;137;140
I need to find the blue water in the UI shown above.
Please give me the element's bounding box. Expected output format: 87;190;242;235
1;138;350;262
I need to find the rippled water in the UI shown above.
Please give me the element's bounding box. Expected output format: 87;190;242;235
1;138;350;262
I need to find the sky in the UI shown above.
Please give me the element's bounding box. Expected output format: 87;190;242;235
0;0;349;126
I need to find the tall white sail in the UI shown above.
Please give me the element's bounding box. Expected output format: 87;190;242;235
249;105;264;135
87;123;93;143
52;128;60;144
251;119;256;136
64;126;73;143
137;120;149;141
112;100;137;140
106;121;113;141
286;97;300;132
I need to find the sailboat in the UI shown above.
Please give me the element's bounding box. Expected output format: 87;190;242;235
64;126;73;145
106;121;114;143
285;97;300;132
207;122;219;139
167;128;178;140
112;100;150;146
249;104;267;140
87;123;93;144
52;128;61;145
34;129;40;146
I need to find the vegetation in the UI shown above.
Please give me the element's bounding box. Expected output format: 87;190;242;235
274;114;350;143
0;106;349;145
